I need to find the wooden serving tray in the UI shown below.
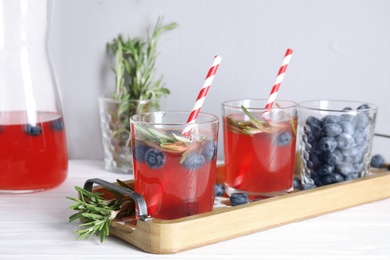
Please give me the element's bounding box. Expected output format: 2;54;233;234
88;166;390;254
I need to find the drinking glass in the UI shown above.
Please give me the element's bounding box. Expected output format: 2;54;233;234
222;99;298;197
130;111;219;219
298;100;378;187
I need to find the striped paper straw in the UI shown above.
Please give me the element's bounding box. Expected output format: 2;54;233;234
182;55;222;135
265;48;293;109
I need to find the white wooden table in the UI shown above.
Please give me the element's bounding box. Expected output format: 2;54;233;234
1;160;389;259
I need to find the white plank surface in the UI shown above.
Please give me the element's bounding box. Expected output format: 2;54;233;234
1;160;389;259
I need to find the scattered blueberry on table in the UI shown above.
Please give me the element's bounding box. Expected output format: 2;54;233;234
293;177;302;190
214;183;225;197
370;154;385;168
230;193;249;206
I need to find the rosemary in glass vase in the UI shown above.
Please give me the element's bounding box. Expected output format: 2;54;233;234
99;17;178;173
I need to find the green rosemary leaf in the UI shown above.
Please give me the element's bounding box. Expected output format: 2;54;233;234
172;133;190;143
134;124;159;141
147;128;174;141
240;105;266;130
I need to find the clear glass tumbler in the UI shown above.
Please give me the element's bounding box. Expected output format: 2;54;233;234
98;94;163;174
298;100;378;188
222;99;298;198
130;111;219;219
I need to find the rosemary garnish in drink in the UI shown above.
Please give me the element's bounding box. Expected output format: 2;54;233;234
225;105;296;136
134;124;203;162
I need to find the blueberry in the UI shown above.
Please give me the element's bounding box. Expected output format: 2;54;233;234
306;133;318;145
337;163;355;176
340;113;355;122
301;183;316;190
345;172;360;181
306;116;322;128
322;115;340;125
214;183;225;197
323;150;343;166
305;116;322;138
317;164;335;176
319;137;337;153
307;152;321;169
202;140;217;161
321;173;344;185
51;118;64;131
133;144;149;162
321;123;342;137
230;193;249;206
370;154;385;168
145;148;165;169
276;131;292;146
357;104;370;110
310;142;322;155
293;177;302;190
183;152;205;169
353;163;364;172
339;121;355;135
312;174;324;187
356;113;370;129
336;133;355;150
342;147;362;163
24;124;42;136
343;107;352;111
353;129;367;147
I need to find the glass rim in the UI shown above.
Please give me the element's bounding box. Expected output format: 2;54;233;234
222;99;298;110
130;110;219;126
298;99;378;112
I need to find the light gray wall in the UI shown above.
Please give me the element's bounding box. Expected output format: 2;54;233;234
48;0;390;161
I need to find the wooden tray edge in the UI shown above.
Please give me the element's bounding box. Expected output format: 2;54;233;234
105;170;390;254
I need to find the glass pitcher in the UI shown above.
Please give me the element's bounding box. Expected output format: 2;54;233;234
0;0;68;193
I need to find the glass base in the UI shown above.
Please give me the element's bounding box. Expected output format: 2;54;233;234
224;184;293;199
104;159;133;174
0;188;47;194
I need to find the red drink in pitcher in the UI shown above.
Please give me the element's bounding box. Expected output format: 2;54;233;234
222;99;298;197
0;111;68;192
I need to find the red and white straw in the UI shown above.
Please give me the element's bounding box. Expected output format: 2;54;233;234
265;48;293;109
182;55;222;135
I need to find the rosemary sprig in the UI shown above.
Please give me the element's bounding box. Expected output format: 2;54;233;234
67;182;135;243
133;124;203;161
106;17;178;149
225;105;296;135
240;105;267;130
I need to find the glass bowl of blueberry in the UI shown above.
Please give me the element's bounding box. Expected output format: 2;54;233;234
297;100;378;188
